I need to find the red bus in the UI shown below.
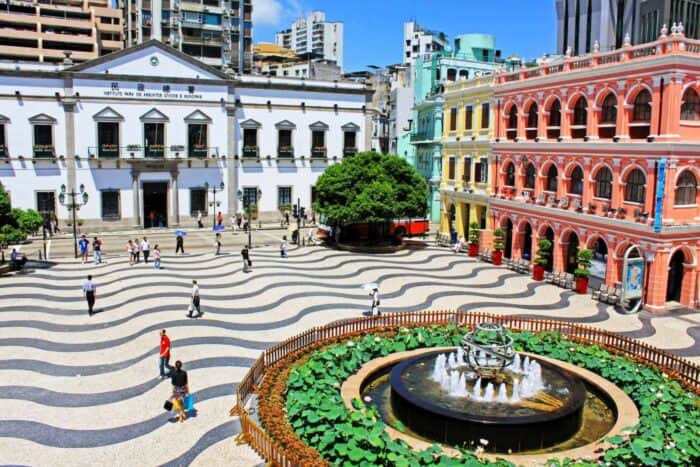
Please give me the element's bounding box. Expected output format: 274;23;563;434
317;217;430;240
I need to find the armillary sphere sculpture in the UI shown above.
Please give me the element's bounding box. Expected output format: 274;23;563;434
461;322;516;379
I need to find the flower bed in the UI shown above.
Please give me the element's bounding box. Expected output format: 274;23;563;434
256;325;700;466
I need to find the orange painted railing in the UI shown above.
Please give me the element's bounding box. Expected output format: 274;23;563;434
232;311;700;466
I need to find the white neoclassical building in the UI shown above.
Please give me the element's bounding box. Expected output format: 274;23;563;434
0;40;371;229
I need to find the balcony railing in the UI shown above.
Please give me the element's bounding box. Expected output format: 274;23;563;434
188;145;209;158
343;147;357;157
311;147;327;158
242;145;259;158
145;144;165;158
0;144;6;158
33;144;54;158
277;146;294;158
410;132;431;142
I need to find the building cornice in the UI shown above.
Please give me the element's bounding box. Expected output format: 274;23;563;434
492;141;700;156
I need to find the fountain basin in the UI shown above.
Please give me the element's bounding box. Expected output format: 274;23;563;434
391;351;586;452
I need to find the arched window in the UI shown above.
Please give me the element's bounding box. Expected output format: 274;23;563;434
681;88;700;121
624;168;646;203
526;103;538;139
506;105;518;140
594;167;613;199
600;94;617;123
632;90;652;121
524;163;536;189
447;68;457;82
675;170;697;205
545;165;558;192
569;166;584;195
547;100;561;139
573;97;587;125
505;162;515;186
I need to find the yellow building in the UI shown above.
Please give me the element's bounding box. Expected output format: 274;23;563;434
439;75;495;241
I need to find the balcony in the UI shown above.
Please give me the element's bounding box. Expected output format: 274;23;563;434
277;146;294;158
0;144;6;157
97;143;119;158
311;146;327;159
410;132;432;142
343;147;357;157
33;144;54;158
188;144;209;158
144;144;165;158
242;145;258;158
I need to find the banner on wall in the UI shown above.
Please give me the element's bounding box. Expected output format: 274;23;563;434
653;159;667;233
620;245;645;314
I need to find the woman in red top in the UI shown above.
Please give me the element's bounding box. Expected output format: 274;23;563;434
216;211;223;226
159;330;171;378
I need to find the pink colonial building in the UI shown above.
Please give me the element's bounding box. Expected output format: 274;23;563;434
491;25;700;312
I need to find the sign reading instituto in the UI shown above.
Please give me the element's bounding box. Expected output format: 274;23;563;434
103;90;204;100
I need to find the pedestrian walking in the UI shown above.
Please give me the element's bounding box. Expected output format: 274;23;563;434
454;235;466;254
127;240;134;266
284;211;290;226
241;246;251;272
170;360;189;423
280;235;288;258
236;214;242;230
187;280;201;318
242;217;249;233
370;286;380;316
141;237;150;263
216;211;223;226
83;274;96;316
133;238;141;263
175;234;184;255
214;233;222;255
197;210;203;228
52;215;61;234
78;234;90;263
159;329;172;379
153;244;161;269
230;215;237;233
93;236;102;264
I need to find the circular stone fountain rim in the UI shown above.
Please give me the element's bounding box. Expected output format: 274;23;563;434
342;347;640;464
390;350;587;425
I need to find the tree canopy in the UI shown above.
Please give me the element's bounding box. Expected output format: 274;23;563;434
0;181;43;246
314;152;429;223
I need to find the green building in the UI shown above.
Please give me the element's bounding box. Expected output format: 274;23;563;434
409;33;499;223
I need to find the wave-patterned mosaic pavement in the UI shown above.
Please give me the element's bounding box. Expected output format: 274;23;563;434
1;246;698;466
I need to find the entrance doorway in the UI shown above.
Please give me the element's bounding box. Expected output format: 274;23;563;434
143;182;168;228
504;219;513;259
544;227;555;272
565;232;579;273
667;250;685;302
522;223;533;260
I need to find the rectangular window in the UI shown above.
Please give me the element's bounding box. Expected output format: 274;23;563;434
278;129;292;157
243;187;259;217
463;157;471;182
343;131;356;155
311;185;317;205
33;125;53;158
277;186;292;209
312;130;325;157
243;128;258;157
144;122;164;157
480;157;488;182
190;188;206;216
448;157;455;180
449;107;457;131
0;124;5;157
481;103;490;129
465;106;473;130
101;190;120;219
474;161;482;183
188;124;207;158
36;191;55;220
97;122;119;158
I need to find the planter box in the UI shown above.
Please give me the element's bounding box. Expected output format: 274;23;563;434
533;264;545;281
278;147;294;158
575;276;589;294
243;146;259;158
98;145;119;158
311;148;327;158
343;147;357;157
468;244;478;257
189;147;208;158
493;250;503;265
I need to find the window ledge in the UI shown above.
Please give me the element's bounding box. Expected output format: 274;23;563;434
674;204;698;208
680;121;700;127
592;197;612;202
622;200;644;206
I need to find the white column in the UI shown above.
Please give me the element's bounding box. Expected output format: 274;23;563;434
132;171;140;227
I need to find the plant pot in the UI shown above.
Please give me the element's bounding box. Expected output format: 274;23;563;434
492;250;503;265
468;244;478;257
575;276;589;294
533;264;545;281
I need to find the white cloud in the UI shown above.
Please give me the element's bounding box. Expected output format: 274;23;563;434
252;0;305;26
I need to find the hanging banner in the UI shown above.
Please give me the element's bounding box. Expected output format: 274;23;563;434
654;159;666;233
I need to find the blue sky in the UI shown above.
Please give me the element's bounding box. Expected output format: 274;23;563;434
253;0;556;71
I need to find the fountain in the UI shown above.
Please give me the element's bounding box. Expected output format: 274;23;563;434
387;323;588;452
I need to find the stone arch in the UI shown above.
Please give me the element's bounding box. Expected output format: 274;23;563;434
538;158;559;177
522;97;539;113
565;91;588;111
593;87;618;107
618;162;646;185
502;100;518;117
624;82;653;105
563;160;584;178
543;94;561;111
673;165;700;185
667;244;698;268
499;158;516;174
589;161;614;182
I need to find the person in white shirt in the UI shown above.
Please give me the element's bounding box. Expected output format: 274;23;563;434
370;287;380;316
280;235;288;258
188;280;201;318
82;275;96;316
197;210;203;228
153;244;161;269
141;237;150;263
133;238;141;263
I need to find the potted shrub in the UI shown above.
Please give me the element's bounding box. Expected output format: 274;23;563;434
533;239;552;281
468;221;480;257
492;228;504;265
574;248;594;294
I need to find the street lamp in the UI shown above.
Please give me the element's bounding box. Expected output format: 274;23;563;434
58;183;88;258
238;188;262;248
204;181;225;227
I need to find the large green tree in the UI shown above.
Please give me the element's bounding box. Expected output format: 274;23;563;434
0;181;43;246
314;151;428;226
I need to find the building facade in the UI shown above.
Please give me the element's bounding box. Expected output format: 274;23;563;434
0;0;122;63
122;0;252;72
402;21;448;70
557;0;700;55
274;11;343;71
439;75;495;239
0;40;370;230
410;33;499;223
492;27;700;312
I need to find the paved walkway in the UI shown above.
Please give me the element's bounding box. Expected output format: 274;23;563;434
0;246;698;466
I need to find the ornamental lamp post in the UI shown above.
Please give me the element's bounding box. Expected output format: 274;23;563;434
58;183;88;258
204;181;225;227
